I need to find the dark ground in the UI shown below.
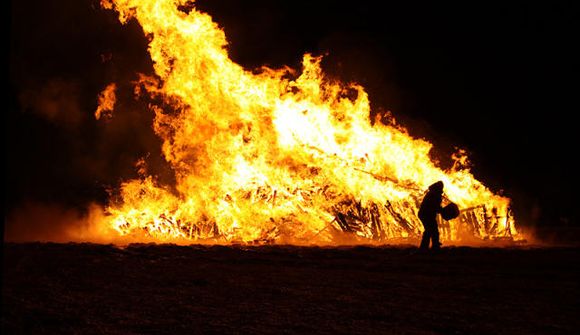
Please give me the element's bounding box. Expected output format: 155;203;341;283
2;243;579;334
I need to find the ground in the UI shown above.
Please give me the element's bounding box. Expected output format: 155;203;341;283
2;243;579;334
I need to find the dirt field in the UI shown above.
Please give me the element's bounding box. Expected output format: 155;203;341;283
2;243;579;334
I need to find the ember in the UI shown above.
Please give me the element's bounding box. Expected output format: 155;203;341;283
94;82;117;120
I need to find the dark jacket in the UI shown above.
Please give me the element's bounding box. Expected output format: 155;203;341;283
418;182;443;221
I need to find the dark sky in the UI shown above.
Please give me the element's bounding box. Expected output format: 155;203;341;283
7;0;577;231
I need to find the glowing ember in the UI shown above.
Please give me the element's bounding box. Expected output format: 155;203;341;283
99;0;518;244
95;82;117;120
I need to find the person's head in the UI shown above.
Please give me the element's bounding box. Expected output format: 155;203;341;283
428;181;444;194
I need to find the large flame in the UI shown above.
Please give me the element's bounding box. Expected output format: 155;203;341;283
99;0;518;244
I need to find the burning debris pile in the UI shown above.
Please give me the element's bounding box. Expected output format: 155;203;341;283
98;0;518;244
331;196;514;243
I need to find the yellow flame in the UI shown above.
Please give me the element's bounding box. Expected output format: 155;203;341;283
95;82;117;120
100;0;519;244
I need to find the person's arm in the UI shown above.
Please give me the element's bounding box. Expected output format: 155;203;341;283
437;195;444;213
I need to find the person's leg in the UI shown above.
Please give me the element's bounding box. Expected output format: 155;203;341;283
431;222;441;249
420;224;431;250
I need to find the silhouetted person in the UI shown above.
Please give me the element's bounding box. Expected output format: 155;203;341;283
418;181;444;250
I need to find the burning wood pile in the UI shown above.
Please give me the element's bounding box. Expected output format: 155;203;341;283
97;0;519;244
332;196;514;242
110;180;515;244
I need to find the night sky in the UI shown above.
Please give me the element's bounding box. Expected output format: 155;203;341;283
7;0;577;236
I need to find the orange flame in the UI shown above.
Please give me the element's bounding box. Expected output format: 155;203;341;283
95;82;117;120
99;0;519;244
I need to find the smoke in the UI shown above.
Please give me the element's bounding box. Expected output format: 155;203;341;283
19;79;84;129
7;0;168;239
4;202;111;243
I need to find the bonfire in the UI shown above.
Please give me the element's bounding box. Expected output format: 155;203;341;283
96;0;518;244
